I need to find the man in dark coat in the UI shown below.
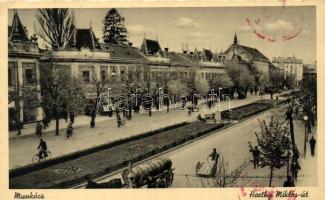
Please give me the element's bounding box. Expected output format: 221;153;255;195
291;161;301;181
209;148;220;176
309;136;316;156
37;139;48;159
35;122;43;138
250;146;260;169
283;176;295;187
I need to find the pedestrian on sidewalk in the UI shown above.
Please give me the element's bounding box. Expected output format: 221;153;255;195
42;116;49;129
290;160;301;181
249;145;260;169
117;114;122;128
35;121;43;138
66;122;74;138
283;176;295;187
309;136;316;156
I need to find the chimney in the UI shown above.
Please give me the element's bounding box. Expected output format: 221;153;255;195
128;42;133;47
164;47;169;52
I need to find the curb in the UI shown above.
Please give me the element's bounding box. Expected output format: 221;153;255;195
9;122;188;179
73;103;277;189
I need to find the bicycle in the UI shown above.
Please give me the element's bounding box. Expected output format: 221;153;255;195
32;150;51;163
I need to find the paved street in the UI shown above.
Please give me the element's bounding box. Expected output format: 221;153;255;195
95;106;317;188
10;94;267;169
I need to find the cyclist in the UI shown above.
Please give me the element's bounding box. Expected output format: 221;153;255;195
37;138;48;160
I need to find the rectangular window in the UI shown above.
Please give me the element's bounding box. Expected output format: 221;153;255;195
23;62;36;85
82;71;90;83
25;69;33;84
8;62;16;86
110;66;117;73
101;70;106;81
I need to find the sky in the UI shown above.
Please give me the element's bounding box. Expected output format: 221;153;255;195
8;6;316;64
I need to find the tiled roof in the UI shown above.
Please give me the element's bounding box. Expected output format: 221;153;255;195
169;52;197;66
65;28;101;50
100;43;147;62
224;44;270;63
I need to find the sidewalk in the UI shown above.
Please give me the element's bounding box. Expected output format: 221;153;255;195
9;93;279;169
9;93;271;139
235;120;318;187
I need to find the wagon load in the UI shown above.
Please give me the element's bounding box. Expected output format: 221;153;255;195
122;157;174;188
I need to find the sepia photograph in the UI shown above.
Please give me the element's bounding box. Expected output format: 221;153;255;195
5;4;319;194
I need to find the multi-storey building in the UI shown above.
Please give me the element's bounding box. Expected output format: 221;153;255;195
8;11;43;128
42;27;148;98
272;56;304;84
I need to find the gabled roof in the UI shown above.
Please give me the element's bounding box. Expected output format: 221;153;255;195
140;39;163;56
9;11;29;42
224;44;270;63
100;43;147;63
65;28;101;50
203;49;214;61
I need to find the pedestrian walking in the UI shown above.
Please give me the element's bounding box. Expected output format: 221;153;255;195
35;121;43;138
117;114;122;128
309;136;316;156
209;148;220;163
66;122;74;138
209;148;220;176
290;160;301;181
283;176;295;187
249;145;260;169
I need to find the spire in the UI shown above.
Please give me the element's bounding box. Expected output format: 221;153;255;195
10;10;29;42
234;33;238;45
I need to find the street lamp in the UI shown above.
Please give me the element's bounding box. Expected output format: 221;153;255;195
218;88;222;111
303;115;309;158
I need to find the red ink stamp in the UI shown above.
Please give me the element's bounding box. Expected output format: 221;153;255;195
245;7;305;42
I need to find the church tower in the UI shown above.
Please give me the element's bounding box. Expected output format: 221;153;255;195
233;33;238;45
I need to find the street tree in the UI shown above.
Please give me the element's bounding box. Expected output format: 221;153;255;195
35;9;75;49
225;62;255;98
103;8;129;45
270;69;285;90
40;64;85;135
120;69;143;119
89;75;109;128
168;79;190;109
195;77;210;95
209;74;233;90
254;116;291;187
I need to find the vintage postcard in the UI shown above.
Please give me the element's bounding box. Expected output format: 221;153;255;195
0;0;324;200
